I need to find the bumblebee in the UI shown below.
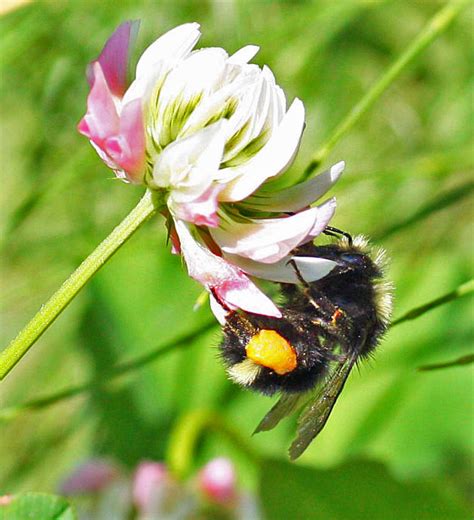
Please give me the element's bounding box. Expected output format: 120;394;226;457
219;230;393;459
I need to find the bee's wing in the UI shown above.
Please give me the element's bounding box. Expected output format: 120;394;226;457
254;392;312;434
288;353;358;460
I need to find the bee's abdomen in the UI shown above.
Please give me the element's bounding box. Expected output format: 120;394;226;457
220;310;335;395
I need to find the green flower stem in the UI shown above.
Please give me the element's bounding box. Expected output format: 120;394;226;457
166;409;262;479
302;0;469;180
0;190;159;381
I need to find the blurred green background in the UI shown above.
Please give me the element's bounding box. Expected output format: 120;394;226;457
1;0;472;518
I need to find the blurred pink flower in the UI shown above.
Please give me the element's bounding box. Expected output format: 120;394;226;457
132;461;170;513
59;459;120;495
198;457;237;505
79;22;344;319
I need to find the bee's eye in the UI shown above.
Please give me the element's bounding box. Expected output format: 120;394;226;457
340;253;364;265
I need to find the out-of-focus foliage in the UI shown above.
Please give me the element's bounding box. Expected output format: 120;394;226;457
0;493;75;520
260;459;470;520
1;1;472;518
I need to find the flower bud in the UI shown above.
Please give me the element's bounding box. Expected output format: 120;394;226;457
198;457;237;505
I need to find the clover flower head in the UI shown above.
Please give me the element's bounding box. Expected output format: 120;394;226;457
79;21;344;319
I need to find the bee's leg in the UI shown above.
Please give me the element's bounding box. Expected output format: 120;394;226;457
211;287;259;337
223;311;260;348
287;259;326;311
287;259;339;315
287;259;354;338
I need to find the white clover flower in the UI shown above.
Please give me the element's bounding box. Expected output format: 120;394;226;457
78;21;344;319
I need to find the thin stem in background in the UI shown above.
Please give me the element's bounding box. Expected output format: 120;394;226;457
0;327;208;420
391;279;474;326
375;181;474;241
418;353;474;371
0;319;217;421
0;190;158;380
2;280;472;421
301;0;469;180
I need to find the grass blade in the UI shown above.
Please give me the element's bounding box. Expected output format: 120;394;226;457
302;0;469;179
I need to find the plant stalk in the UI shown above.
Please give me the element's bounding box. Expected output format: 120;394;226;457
0;190;158;380
302;0;469;180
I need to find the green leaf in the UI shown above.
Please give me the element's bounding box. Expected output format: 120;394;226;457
260;459;470;520
0;493;76;520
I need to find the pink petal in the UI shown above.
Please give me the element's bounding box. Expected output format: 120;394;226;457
219;278;282;318
211;199;336;264
174;220;281;318
104;98;146;182
172;183;223;227
168;223;181;255
78;62;119;146
79;62;145;183
87;20;139;98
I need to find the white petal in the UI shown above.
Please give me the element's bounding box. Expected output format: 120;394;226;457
136;23;201;78
224;253;337;283
219;98;305;201
221;76;268;162
158;48;229;110
122;24;202;107
121;60;168;105
307;198;336;236
152;120;227;197
180;66;261;139
243;161;345;212
210;202;335;264
224;68;282;164
262;65;286;127
228;45;259;64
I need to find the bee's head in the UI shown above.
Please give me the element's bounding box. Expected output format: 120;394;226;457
304;235;385;281
299;235;393;327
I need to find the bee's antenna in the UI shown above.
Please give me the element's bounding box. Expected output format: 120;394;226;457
324;226;353;246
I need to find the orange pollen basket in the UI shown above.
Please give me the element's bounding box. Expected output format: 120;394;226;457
245;329;297;375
